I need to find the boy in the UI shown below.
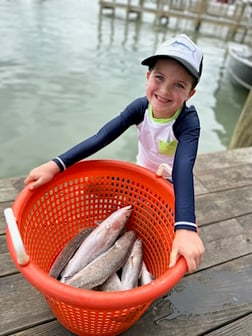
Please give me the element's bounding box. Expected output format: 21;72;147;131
25;34;205;273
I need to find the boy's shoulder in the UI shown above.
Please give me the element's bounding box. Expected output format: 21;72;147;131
179;103;199;122
182;102;198;113
123;96;149;119
128;96;149;109
174;103;200;135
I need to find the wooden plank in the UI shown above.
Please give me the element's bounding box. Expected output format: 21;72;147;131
194;147;252;194
123;254;252;336
198;217;252;271
194;163;252;193
194;147;252;172
204;313;252;335
0;274;54;336
194;175;209;196
0;251;17;277
0;176;24;202
0;201;12;234
236;213;252;236
0;236;18;276
195;185;252;226
6;320;74;336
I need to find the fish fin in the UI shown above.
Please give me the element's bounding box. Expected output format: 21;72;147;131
129;256;134;268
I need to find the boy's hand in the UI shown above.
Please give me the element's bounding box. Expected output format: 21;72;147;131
24;161;60;190
169;229;205;273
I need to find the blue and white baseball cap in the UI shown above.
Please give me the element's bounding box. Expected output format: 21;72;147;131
141;34;203;80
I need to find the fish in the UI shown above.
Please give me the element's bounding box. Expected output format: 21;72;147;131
97;272;123;292
139;261;155;286
121;239;143;290
66;230;137;290
60;205;133;283
49;227;93;279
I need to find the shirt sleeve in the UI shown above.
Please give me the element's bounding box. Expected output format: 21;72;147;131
172;105;200;232
52;97;147;170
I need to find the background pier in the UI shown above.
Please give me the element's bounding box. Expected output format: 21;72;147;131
99;0;252;41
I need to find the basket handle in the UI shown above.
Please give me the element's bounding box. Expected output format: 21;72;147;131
4;208;30;266
156;163;172;179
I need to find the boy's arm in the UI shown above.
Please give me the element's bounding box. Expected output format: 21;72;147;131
25;97;148;189
172;105;200;232
171;107;204;272
52;97;148;171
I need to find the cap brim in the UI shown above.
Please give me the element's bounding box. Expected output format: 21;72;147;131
141;55;199;79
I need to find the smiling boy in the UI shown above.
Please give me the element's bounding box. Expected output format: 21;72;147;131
25;34;205;273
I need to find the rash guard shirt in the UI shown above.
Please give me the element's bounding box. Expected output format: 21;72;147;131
52;96;200;232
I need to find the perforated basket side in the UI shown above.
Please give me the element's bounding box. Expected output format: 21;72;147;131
7;160;187;336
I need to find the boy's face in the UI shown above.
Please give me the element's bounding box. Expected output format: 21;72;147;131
146;58;196;119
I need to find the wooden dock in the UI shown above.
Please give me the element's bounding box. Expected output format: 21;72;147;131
1;146;252;335
99;0;252;40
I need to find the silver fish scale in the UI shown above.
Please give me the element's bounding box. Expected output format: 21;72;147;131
66;230;137;290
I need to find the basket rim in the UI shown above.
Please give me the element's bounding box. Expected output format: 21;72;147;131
7;159;187;309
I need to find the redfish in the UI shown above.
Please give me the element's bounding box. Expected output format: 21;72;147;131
66;230;136;289
49;227;93;279
60;205;132;283
121;239;143;290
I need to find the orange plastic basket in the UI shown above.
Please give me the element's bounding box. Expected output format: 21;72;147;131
5;160;187;336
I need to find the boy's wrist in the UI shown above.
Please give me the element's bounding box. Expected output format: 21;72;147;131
174;221;198;232
51;157;65;172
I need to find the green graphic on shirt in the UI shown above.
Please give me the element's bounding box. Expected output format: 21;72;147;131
159;140;177;155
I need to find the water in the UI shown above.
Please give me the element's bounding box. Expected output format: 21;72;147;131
155;270;252;322
0;0;249;179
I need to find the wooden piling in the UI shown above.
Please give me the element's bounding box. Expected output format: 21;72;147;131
229;88;252;149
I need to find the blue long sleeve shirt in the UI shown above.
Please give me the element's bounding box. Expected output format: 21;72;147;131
53;96;200;232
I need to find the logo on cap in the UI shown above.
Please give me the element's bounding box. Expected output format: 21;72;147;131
141;34;203;80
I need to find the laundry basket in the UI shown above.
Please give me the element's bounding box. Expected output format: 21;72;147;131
5;160;187;336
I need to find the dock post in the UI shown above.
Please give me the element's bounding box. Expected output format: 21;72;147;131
155;0;169;26
126;0;144;21
229;88;252;149
229;1;247;39
194;0;207;32
99;0;116;16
